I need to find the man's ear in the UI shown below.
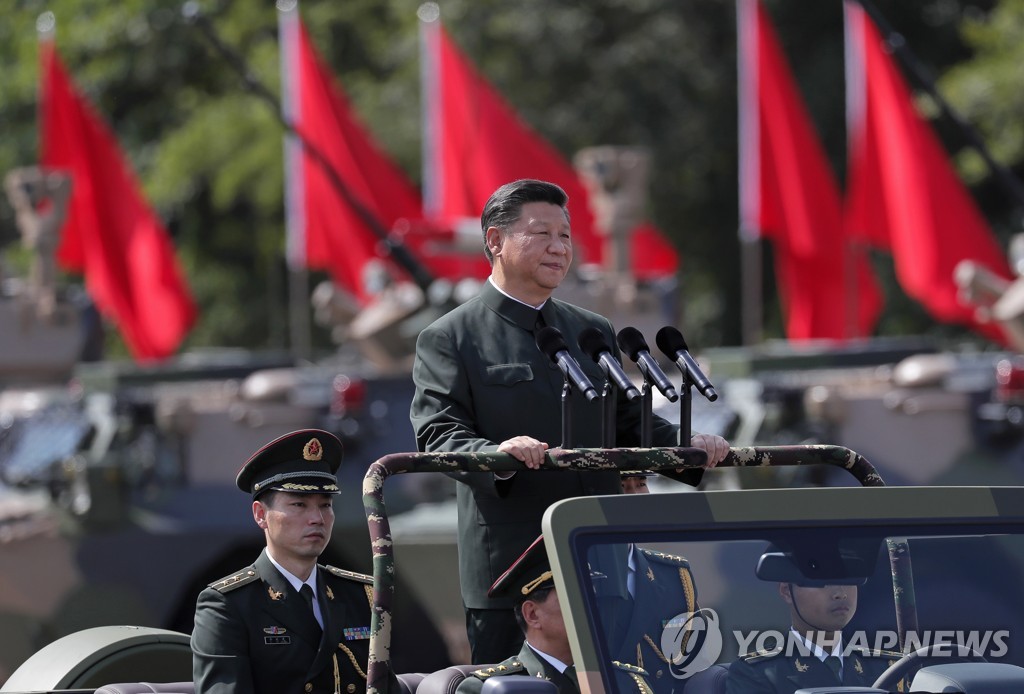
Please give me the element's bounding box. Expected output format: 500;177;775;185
520;599;540;630
778;582;793;606
253;500;268;529
485;226;503;257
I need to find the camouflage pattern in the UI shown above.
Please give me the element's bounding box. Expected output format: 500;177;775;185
361;444;883;693
886;537;919;652
724;444;884;487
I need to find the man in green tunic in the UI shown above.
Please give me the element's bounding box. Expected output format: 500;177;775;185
410;179;730;663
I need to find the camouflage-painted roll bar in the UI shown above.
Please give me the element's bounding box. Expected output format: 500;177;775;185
360;445;885;693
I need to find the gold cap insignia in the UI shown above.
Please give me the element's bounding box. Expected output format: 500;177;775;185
303;438;323;461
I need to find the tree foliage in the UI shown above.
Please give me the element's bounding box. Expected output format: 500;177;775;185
0;0;1010;355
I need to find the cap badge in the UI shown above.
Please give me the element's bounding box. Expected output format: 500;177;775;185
303;438;323;461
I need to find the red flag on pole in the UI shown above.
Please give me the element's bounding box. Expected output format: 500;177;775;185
738;0;881;340
282;11;424;303
844;1;1011;341
40;40;196;361
423;19;680;277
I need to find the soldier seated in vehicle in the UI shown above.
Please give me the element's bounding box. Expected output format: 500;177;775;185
191;429;396;694
457;535;654;694
726;546;900;694
611;470;699;692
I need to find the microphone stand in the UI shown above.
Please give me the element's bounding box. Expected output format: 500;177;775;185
561;380;573;448
601;382;615;449
679;372;693;446
640;380;653;447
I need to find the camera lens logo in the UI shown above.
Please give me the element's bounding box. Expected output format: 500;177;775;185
660;608;723;679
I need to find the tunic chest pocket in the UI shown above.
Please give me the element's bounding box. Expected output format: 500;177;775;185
483;363;534;387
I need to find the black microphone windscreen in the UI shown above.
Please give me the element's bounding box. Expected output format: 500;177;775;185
655;326;687;359
535;325;569;362
578;326;611;362
616;326;649;361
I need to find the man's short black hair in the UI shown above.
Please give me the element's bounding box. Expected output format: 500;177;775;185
480;179;570;263
512;586;555;634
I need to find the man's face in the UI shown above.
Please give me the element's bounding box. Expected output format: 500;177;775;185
254;492;335;565
781;582;858;634
621;476;650;494
488;201;572;303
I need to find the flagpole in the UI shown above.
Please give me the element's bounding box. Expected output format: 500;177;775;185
419;3;441;218
854;0;1024;213
184;3;438;297
737;0;763;346
279;2;312;360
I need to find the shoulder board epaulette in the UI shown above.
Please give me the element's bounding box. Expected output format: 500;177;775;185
209;566;259;593
322;565;373;585
740;647;784;664
639;548;690;566
612;661;649;677
472;659;525;679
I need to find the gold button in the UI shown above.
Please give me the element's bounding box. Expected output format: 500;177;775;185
347;685;356;693
304;684;312;692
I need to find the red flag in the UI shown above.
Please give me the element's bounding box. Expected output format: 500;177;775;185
844;2;1011;341
423;20;680;278
40;40;196;361
738;0;881;340
282;12;425;303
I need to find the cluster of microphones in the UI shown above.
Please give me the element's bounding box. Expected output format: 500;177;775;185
534;325;717;404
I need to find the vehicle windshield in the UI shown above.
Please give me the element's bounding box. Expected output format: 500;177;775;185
544;486;1024;693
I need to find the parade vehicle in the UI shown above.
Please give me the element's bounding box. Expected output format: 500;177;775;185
6;444;1024;693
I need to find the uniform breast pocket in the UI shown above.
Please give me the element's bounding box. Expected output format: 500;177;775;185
482;363;534;388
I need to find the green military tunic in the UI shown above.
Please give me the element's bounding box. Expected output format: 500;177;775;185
726;645;902;694
411;280;693;612
454;642;654;694
192;550;384;694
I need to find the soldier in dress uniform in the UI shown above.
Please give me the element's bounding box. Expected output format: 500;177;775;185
613;471;699;693
726;548;901;694
191;429;394;694
457;535;654;694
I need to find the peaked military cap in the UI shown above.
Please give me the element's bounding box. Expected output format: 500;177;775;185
236;429;343;498
488;535;554;602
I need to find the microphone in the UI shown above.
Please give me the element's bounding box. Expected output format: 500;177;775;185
578;327;641;401
656;326;718;401
616;327;679;403
536;326;599;402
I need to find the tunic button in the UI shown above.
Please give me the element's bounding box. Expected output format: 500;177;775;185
347;685;356;693
304;684;312;692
